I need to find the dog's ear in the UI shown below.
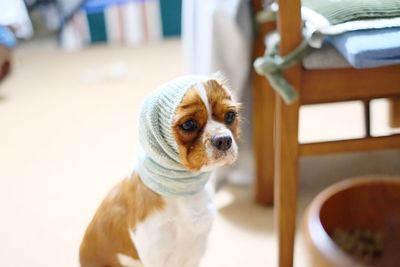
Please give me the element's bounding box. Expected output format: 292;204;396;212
211;71;231;89
210;71;240;102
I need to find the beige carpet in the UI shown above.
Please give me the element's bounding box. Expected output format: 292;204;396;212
0;39;399;267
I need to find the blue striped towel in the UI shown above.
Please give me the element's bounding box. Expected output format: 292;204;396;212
326;27;400;69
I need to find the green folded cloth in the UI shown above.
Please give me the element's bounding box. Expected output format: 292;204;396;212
302;0;400;35
303;0;400;25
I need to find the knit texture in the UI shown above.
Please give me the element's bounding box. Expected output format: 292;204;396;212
302;0;400;25
137;75;211;197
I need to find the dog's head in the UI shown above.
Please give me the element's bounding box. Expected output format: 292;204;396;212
172;78;241;172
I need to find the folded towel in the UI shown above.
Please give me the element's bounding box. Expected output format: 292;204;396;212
302;0;400;35
303;0;400;25
326;27;400;68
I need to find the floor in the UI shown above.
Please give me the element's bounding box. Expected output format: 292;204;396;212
0;39;399;267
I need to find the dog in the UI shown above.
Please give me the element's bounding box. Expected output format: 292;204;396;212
79;75;241;267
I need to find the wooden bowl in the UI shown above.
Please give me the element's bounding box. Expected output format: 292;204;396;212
302;176;400;267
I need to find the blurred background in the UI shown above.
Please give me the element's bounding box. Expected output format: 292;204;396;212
0;1;399;266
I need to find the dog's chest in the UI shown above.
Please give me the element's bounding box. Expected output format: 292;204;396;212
131;188;216;267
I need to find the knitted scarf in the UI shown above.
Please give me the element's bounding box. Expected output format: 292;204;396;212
137;75;211;197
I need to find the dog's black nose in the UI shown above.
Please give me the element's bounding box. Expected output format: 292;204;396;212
211;135;232;151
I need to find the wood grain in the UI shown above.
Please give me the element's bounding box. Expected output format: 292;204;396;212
301;66;400;104
275;0;302;266
302;177;400;267
252;22;276;206
389;97;400;128
300;135;400;156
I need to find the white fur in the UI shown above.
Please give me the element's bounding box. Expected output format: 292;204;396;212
121;85;237;267
195;82;238;171
195;82;211;116
117;253;143;267
200;119;238;172
131;185;216;267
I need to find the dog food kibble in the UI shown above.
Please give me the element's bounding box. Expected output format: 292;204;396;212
331;228;384;263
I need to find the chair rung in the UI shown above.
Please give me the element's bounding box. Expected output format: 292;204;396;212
299;134;400;156
301;66;400;104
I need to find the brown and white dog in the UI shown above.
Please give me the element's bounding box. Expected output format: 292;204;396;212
79;76;241;267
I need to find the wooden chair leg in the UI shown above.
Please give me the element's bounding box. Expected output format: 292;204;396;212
275;95;300;267
274;68;300;267
252;22;276;206
252;69;276;205
389;97;400;128
363;100;371;137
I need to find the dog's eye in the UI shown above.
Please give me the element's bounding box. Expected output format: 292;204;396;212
224;111;236;124
180;119;198;132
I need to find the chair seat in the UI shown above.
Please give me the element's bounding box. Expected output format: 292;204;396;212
265;27;400;70
303;44;350;69
264;32;350;70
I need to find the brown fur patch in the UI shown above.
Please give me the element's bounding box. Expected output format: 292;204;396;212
204;80;241;138
79;174;164;267
172;81;241;171
172;88;209;171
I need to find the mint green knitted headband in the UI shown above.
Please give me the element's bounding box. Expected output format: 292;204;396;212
137;75;211;197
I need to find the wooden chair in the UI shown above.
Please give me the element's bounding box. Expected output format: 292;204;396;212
251;0;400;266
